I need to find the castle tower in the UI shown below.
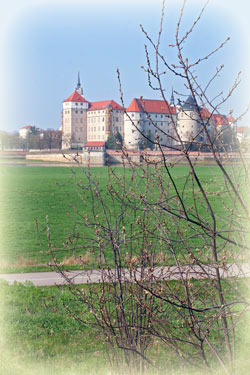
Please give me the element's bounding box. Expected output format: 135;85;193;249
176;95;200;147
62;79;89;149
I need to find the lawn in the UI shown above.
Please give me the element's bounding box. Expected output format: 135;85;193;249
0;164;245;272
0;279;249;375
0;280;108;375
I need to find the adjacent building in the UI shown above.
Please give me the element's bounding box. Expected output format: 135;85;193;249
124;98;176;149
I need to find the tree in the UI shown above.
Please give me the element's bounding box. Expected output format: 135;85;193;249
45;1;250;374
139;129;154;150
115;131;123;149
41;129;62;150
106;131;123;150
0;131;23;150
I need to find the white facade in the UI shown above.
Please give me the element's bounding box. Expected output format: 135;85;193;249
87;105;124;143
124;98;177;150
62;92;89;149
19;126;32;138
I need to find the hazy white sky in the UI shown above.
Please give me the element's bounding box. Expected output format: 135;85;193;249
0;0;249;132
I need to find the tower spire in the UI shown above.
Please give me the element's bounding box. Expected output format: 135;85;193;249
76;70;83;95
170;86;175;107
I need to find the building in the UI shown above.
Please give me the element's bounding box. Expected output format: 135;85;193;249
19;125;33;138
124;98;176;150
176;96;202;145
236;126;249;143
62;75;237;151
62;74;124;150
62;74;89;149
86;100;124;144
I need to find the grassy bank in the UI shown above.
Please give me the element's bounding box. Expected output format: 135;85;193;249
0;164;244;272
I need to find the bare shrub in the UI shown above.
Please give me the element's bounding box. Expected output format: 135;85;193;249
45;1;250;374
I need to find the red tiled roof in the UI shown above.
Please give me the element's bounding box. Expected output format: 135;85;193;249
20;125;32;129
89;100;123;111
211;114;229;126
64;90;88;103
126;98;176;114
237;126;248;134
84;141;105;147
200;108;211;119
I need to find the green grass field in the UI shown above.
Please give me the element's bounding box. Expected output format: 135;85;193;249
0;163;249;374
0;164;245;272
1;279;249;375
0;280;108;375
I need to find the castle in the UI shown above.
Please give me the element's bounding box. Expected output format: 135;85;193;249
61;74;236;150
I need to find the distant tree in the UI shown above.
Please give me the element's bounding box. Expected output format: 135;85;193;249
41;130;62;150
29;126;40;135
105;131;122;150
139;129;154;150
0;131;9;150
115;131;123;149
0;131;23;150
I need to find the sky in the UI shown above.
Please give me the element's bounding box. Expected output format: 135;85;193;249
0;0;249;132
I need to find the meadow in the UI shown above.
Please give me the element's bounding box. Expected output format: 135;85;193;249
0;163;249;375
0;164;240;272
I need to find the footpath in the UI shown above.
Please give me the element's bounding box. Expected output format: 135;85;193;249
0;263;250;286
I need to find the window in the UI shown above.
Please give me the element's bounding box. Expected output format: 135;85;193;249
81;111;83;114
102;126;104;131
131;113;134;117
76;103;78;106
80;103;83;106
75;110;78;113
155;114;158;118
102;117;105;122
116;117;119;122
161;115;163;118
80;119;83;123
